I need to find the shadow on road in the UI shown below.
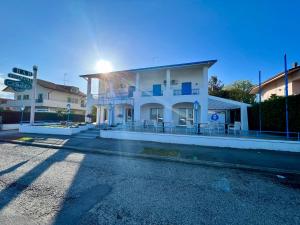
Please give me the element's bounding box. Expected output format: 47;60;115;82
0;139;111;225
0;160;29;177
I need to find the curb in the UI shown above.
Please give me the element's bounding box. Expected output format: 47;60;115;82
1;139;300;175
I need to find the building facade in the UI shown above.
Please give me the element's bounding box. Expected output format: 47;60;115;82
1;79;86;115
250;64;300;101
81;60;249;130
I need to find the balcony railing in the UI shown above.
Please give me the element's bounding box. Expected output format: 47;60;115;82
173;88;200;96
141;90;163;97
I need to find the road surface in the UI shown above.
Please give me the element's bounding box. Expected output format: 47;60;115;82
0;142;299;225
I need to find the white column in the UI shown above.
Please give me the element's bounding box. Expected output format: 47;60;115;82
166;69;171;90
134;102;140;122
135;73;140;91
87;78;92;97
164;69;172;97
163;103;172;123
96;106;101;125
98;79;101;96
85;77;93;122
200;67;208;123
241;105;249;131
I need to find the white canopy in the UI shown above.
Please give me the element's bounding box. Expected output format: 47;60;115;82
208;95;250;110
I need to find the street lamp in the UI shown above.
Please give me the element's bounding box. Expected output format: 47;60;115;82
20;105;25;125
193;101;200;134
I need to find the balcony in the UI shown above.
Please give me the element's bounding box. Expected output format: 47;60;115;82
141;90;163;97
173;88;200;96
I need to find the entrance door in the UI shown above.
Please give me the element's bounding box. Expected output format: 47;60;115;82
103;108;108;122
181;82;192;95
153;84;162;96
125;108;133;122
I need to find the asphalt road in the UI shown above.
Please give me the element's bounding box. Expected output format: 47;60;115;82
0;143;299;225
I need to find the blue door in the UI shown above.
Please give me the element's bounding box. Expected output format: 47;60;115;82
153;84;162;96
182;82;192;95
128;86;135;97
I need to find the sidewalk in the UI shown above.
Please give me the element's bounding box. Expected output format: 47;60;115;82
1;131;300;174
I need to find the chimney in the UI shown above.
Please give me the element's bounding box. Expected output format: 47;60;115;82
292;62;298;68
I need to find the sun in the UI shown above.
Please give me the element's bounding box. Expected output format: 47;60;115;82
95;60;113;73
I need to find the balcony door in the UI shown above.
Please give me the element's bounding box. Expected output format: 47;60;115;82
181;82;192;95
128;86;135;97
150;108;163;123
153;84;162;96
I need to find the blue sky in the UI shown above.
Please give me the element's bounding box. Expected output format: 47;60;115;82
1;0;300;96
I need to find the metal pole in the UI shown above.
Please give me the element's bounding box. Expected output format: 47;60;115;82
20;109;24;125
284;54;289;138
258;70;262;133
30;65;37;125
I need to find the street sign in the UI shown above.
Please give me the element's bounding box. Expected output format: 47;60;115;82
12;67;33;77
4;79;32;92
8;73;32;84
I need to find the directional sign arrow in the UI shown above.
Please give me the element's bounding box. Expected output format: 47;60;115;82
4;79;32;92
8;73;32;84
12;67;33;77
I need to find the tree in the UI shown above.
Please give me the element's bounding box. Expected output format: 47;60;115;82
225;80;256;104
208;76;224;97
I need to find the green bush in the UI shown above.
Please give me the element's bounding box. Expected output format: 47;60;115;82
248;94;300;132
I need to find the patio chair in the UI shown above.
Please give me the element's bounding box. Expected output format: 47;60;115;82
228;122;241;135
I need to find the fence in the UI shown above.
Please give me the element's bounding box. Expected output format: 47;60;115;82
0;111;85;124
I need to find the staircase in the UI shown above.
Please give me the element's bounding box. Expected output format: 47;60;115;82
73;128;100;139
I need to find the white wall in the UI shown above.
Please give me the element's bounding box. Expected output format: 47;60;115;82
100;130;300;152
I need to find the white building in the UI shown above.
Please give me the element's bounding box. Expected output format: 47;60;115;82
1;79;86;115
81;60;249;130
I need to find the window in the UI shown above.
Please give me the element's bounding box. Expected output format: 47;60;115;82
37;93;43;103
23;95;29;100
178;108;193;125
17;95;21;100
150;108;163;123
67;97;78;104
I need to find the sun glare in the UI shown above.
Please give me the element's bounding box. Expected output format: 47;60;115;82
95;60;113;73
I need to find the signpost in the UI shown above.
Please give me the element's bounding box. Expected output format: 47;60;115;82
30;66;38;125
4;66;37;125
66;104;71;124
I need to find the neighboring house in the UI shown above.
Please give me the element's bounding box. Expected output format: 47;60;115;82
0;98;10;104
250;63;300;101
1;79;86;115
81;60;250;130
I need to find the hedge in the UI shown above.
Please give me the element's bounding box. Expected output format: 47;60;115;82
248;94;300;132
0;111;85;124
